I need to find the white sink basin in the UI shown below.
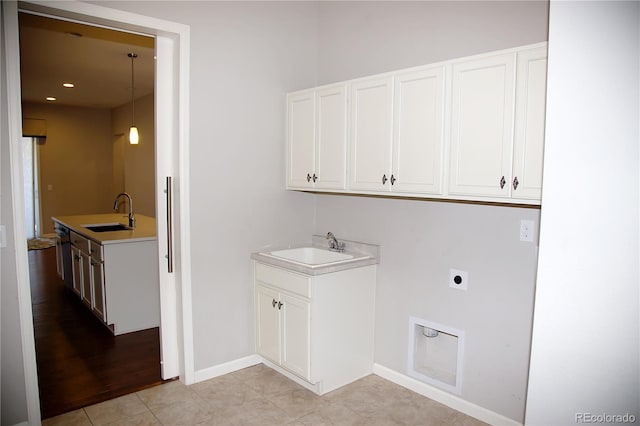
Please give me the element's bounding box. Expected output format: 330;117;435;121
267;247;354;265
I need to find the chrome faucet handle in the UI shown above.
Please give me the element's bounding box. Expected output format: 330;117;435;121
326;232;345;252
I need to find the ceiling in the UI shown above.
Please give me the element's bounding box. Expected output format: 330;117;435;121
19;13;155;109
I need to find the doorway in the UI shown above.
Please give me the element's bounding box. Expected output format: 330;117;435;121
2;1;192;423
19;12;163;418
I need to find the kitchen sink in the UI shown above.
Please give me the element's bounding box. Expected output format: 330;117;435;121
83;223;131;232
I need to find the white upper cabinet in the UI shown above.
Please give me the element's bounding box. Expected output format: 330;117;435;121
349;76;394;191
287;84;347;191
449;52;516;198
512;46;547;200
286;90;315;189
392;66;446;194
286;42;547;205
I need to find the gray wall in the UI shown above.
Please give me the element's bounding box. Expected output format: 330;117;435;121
91;0;321;368
1;3;29;424
313;2;548;421
526;1;639;424
317;1;549;86
90;1;548;422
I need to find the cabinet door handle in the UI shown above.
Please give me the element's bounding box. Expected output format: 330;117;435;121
272;299;277;308
312;173;318;183
499;176;506;189
512;176;519;190
277;301;283;310
382;174;388;185
306;173;312;183
390;174;396;185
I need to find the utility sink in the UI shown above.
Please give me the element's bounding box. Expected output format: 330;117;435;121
83;223;131;232
268;247;354;265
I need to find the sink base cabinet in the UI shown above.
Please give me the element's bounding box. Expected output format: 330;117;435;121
254;262;376;395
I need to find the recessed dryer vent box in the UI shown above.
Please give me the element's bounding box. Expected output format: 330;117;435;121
408;317;464;395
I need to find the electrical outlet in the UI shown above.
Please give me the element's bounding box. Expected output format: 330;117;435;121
520;220;534;242
449;269;468;291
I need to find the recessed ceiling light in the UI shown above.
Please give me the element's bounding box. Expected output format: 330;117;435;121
62;83;74;88
46;97;56;101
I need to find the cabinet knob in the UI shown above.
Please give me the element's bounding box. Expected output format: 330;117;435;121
382;174;388;185
499;176;506;189
306;173;312;183
512;176;519;190
312;173;318;183
390;174;396;185
272;299;277;308
277;301;283;310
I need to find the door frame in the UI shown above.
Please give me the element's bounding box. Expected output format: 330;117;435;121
2;1;194;423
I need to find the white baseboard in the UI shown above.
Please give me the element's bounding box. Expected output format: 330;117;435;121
193;354;261;383
373;364;522;426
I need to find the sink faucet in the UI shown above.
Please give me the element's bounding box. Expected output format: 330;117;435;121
113;192;135;229
326;232;345;252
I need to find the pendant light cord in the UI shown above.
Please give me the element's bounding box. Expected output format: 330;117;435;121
129;53;137;126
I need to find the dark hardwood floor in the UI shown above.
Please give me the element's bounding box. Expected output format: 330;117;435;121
29;247;166;419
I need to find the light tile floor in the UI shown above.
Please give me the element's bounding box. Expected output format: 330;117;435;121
42;364;488;426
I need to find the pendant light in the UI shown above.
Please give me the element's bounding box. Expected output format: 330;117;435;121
128;52;139;145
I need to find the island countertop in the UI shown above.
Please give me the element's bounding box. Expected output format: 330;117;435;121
52;213;157;245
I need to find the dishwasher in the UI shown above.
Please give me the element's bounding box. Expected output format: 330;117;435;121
54;222;73;289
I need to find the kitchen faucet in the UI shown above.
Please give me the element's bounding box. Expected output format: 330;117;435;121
326;232;345;252
113;192;135;229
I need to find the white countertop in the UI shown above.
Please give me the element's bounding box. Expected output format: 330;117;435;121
52;213;157;245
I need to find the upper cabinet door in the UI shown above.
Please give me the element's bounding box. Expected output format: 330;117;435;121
316;84;348;190
449;53;516;197
392;66;446;195
349;76;394;191
286;90;315;189
512;47;547;200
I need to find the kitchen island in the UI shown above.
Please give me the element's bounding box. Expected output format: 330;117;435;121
52;213;160;335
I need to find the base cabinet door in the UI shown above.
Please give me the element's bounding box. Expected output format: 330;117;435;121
91;259;106;322
80;250;92;307
71;246;82;296
256;285;281;365
281;293;311;380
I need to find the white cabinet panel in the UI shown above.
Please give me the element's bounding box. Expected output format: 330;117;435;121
287;85;347;190
316;85;347;190
256;284;281;365
281;293;311;380
512;47;547;200
350;76;393;191
287;90;315;189
449;53;516;197
392;66;446;194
